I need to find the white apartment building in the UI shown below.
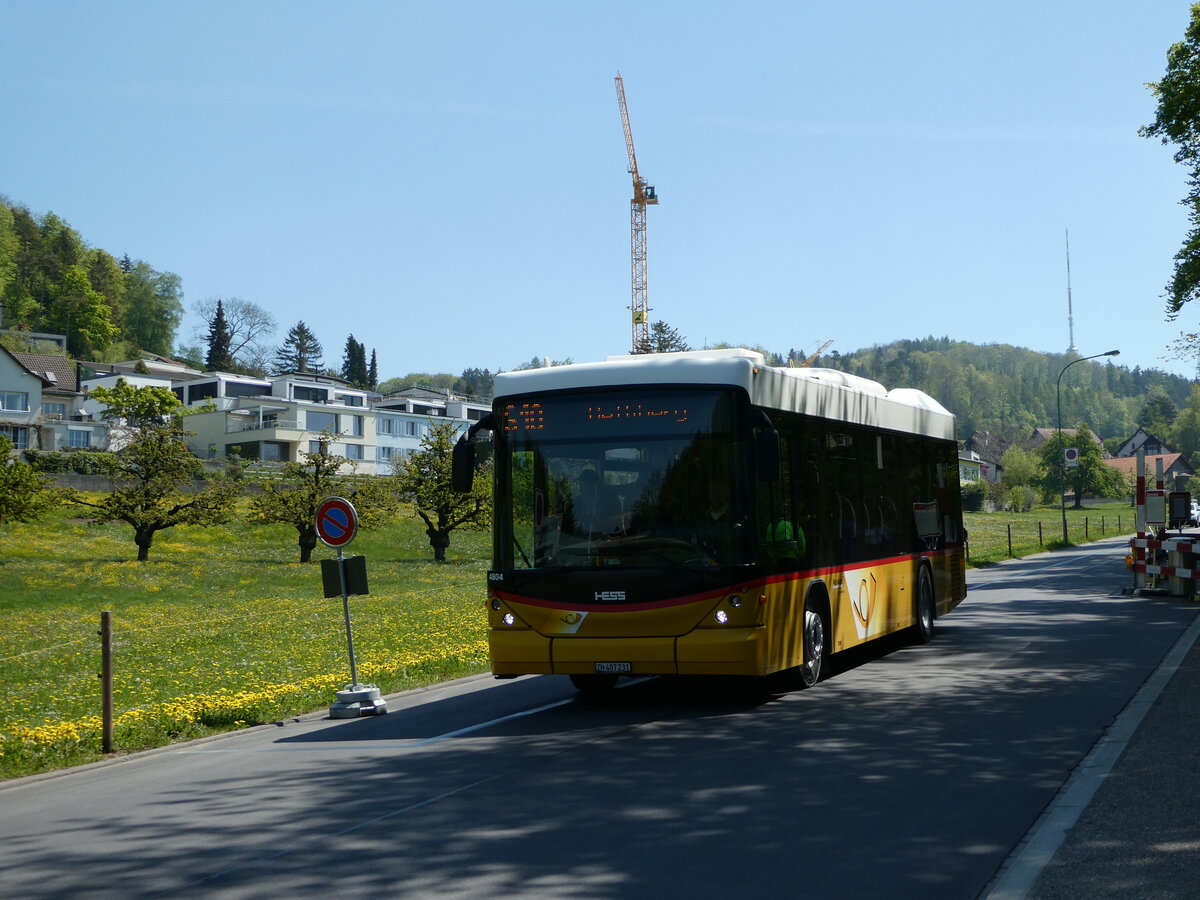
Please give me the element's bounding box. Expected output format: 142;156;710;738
0;347;492;474
178;375;490;475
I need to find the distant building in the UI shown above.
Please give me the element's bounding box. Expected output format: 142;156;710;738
1104;453;1194;486
958;451;986;486
0;349;493;473
178;375;491;474
1113;426;1174;459
962;430;1008;483
0;347;112;452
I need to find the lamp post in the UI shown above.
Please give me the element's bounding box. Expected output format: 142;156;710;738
1057;350;1120;543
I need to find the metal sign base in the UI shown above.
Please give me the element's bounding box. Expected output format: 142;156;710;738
329;684;388;718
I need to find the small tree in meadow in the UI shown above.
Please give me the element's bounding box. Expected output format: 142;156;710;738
393;421;492;562
73;381;239;560
250;436;400;562
73;423;240;561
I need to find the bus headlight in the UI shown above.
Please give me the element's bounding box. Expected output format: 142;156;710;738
714;609;729;625
491;598;502;610
503;613;516;626
729;595;743;608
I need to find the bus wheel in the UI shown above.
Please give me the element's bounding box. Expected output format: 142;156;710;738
913;566;936;644
798;594;826;688
570;673;619;694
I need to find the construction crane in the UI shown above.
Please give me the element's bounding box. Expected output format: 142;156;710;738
615;73;658;353
799;340;833;368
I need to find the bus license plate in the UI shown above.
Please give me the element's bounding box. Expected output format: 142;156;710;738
595;662;632;674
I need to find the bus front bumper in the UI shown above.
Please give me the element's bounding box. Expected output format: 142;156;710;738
488;626;768;678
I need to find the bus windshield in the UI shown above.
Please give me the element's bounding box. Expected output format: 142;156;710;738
497;388;752;569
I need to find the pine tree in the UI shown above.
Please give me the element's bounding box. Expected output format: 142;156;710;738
204;299;234;371
341;335;368;387
274;321;323;374
632;320;691;354
368;349;378;391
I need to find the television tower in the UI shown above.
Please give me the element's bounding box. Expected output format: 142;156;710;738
1065;229;1079;355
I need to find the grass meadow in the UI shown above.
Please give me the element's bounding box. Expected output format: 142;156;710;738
1;503;492;779
1;498;1134;779
963;501;1135;566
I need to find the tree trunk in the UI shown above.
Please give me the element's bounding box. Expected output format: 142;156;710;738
135;527;154;562
428;528;450;563
298;526;317;563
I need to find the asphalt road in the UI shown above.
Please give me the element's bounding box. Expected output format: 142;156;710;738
1;537;1194;900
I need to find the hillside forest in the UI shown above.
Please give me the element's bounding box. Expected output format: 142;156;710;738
3;198;1199;464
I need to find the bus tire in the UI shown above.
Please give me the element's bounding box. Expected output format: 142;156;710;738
570;673;618;694
913;565;936;644
798;590;828;688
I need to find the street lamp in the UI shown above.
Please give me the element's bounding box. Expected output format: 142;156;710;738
1057;349;1120;543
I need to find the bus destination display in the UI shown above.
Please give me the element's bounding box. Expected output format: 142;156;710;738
502;397;694;436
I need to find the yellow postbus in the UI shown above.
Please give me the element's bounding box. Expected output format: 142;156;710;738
454;348;966;693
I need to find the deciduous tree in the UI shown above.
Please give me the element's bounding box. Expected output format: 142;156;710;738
122;261;183;356
249;437;399;562
1143;4;1200;317
393;421;491;562
77;426;238;561
1035;425;1125;508
192;297;276;374
0;436;68;523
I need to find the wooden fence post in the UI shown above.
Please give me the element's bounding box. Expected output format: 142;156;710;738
100;611;112;754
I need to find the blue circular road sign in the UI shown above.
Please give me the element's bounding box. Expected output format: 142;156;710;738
315;496;359;548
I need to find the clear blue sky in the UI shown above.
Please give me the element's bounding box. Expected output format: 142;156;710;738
2;1;1197;382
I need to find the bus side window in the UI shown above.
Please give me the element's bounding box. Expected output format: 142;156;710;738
760;431;806;564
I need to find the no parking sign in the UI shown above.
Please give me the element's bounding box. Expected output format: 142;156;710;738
315;496;358;548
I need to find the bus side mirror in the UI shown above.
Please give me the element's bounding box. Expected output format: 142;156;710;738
452;413;496;493
452;436;475;492
756;428;781;482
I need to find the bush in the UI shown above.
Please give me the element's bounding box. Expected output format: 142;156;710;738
961;480;988;512
24;449;114;475
67;451;114;475
24;450;69;473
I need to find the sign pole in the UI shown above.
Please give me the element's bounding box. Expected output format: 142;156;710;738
337;547;359;688
315;496;386;717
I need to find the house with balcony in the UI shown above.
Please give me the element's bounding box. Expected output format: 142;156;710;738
371;387;492;471
0;347;112;452
180;371;378;470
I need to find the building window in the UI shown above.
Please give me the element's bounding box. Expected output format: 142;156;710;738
405;421;420;437
42;402;67;417
344;444;364;460
0;391;30;412
377;417;394;435
0;425;29;449
308;410;338;433
68;429;91;448
349;415;363;437
294;386;329;403
378;446;394;461
225;381;270;399
187;382;218;403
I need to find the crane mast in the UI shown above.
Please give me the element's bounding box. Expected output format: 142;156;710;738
615;73;658;353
